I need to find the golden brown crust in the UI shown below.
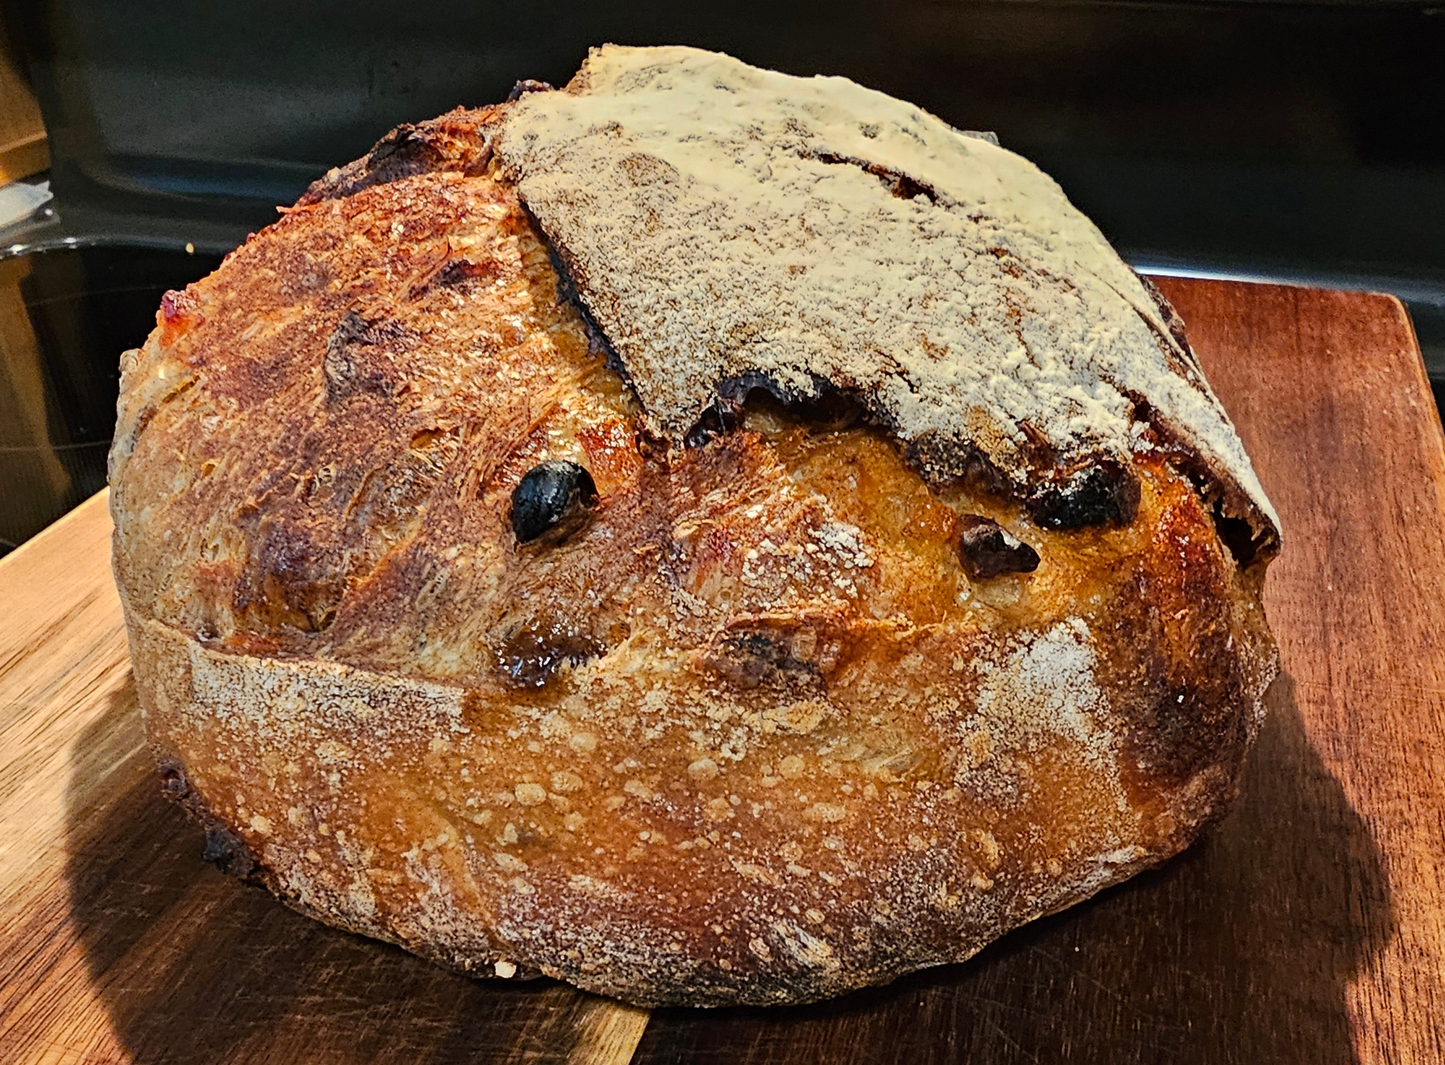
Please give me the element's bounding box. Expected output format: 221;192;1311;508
296;106;501;208
110;102;1277;1007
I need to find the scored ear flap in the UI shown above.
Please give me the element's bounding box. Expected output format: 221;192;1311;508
497;44;1279;551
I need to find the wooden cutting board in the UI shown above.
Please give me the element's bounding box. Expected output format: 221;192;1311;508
2;277;1442;1064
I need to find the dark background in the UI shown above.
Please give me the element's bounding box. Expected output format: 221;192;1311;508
0;0;1442;550
7;2;1442;293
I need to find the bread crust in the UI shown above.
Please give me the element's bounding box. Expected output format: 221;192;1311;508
109;59;1278;1007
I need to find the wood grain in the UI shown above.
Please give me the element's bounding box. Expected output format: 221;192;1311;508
0;29;47;183
1;279;1442;1063
0;256;73;553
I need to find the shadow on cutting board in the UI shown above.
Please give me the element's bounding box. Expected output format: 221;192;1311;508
63;673;1392;1064
634;673;1397;1065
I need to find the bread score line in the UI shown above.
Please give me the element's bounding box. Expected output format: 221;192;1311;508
496;45;1279;557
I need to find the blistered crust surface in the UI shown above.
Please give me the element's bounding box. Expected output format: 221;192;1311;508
496;45;1279;547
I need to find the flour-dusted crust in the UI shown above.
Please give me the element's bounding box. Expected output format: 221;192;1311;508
109;48;1279;1007
496;46;1279;559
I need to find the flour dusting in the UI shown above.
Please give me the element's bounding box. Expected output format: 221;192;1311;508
497;45;1279;541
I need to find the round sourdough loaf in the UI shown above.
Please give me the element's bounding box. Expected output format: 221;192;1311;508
109;45;1280;1007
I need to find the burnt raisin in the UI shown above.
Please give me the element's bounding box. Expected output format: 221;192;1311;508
1025;462;1139;528
509;461;598;544
955;515;1040;579
506;79;555;101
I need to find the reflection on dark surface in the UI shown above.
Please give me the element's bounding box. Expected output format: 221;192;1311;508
0;244;221;555
634;677;1395;1065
